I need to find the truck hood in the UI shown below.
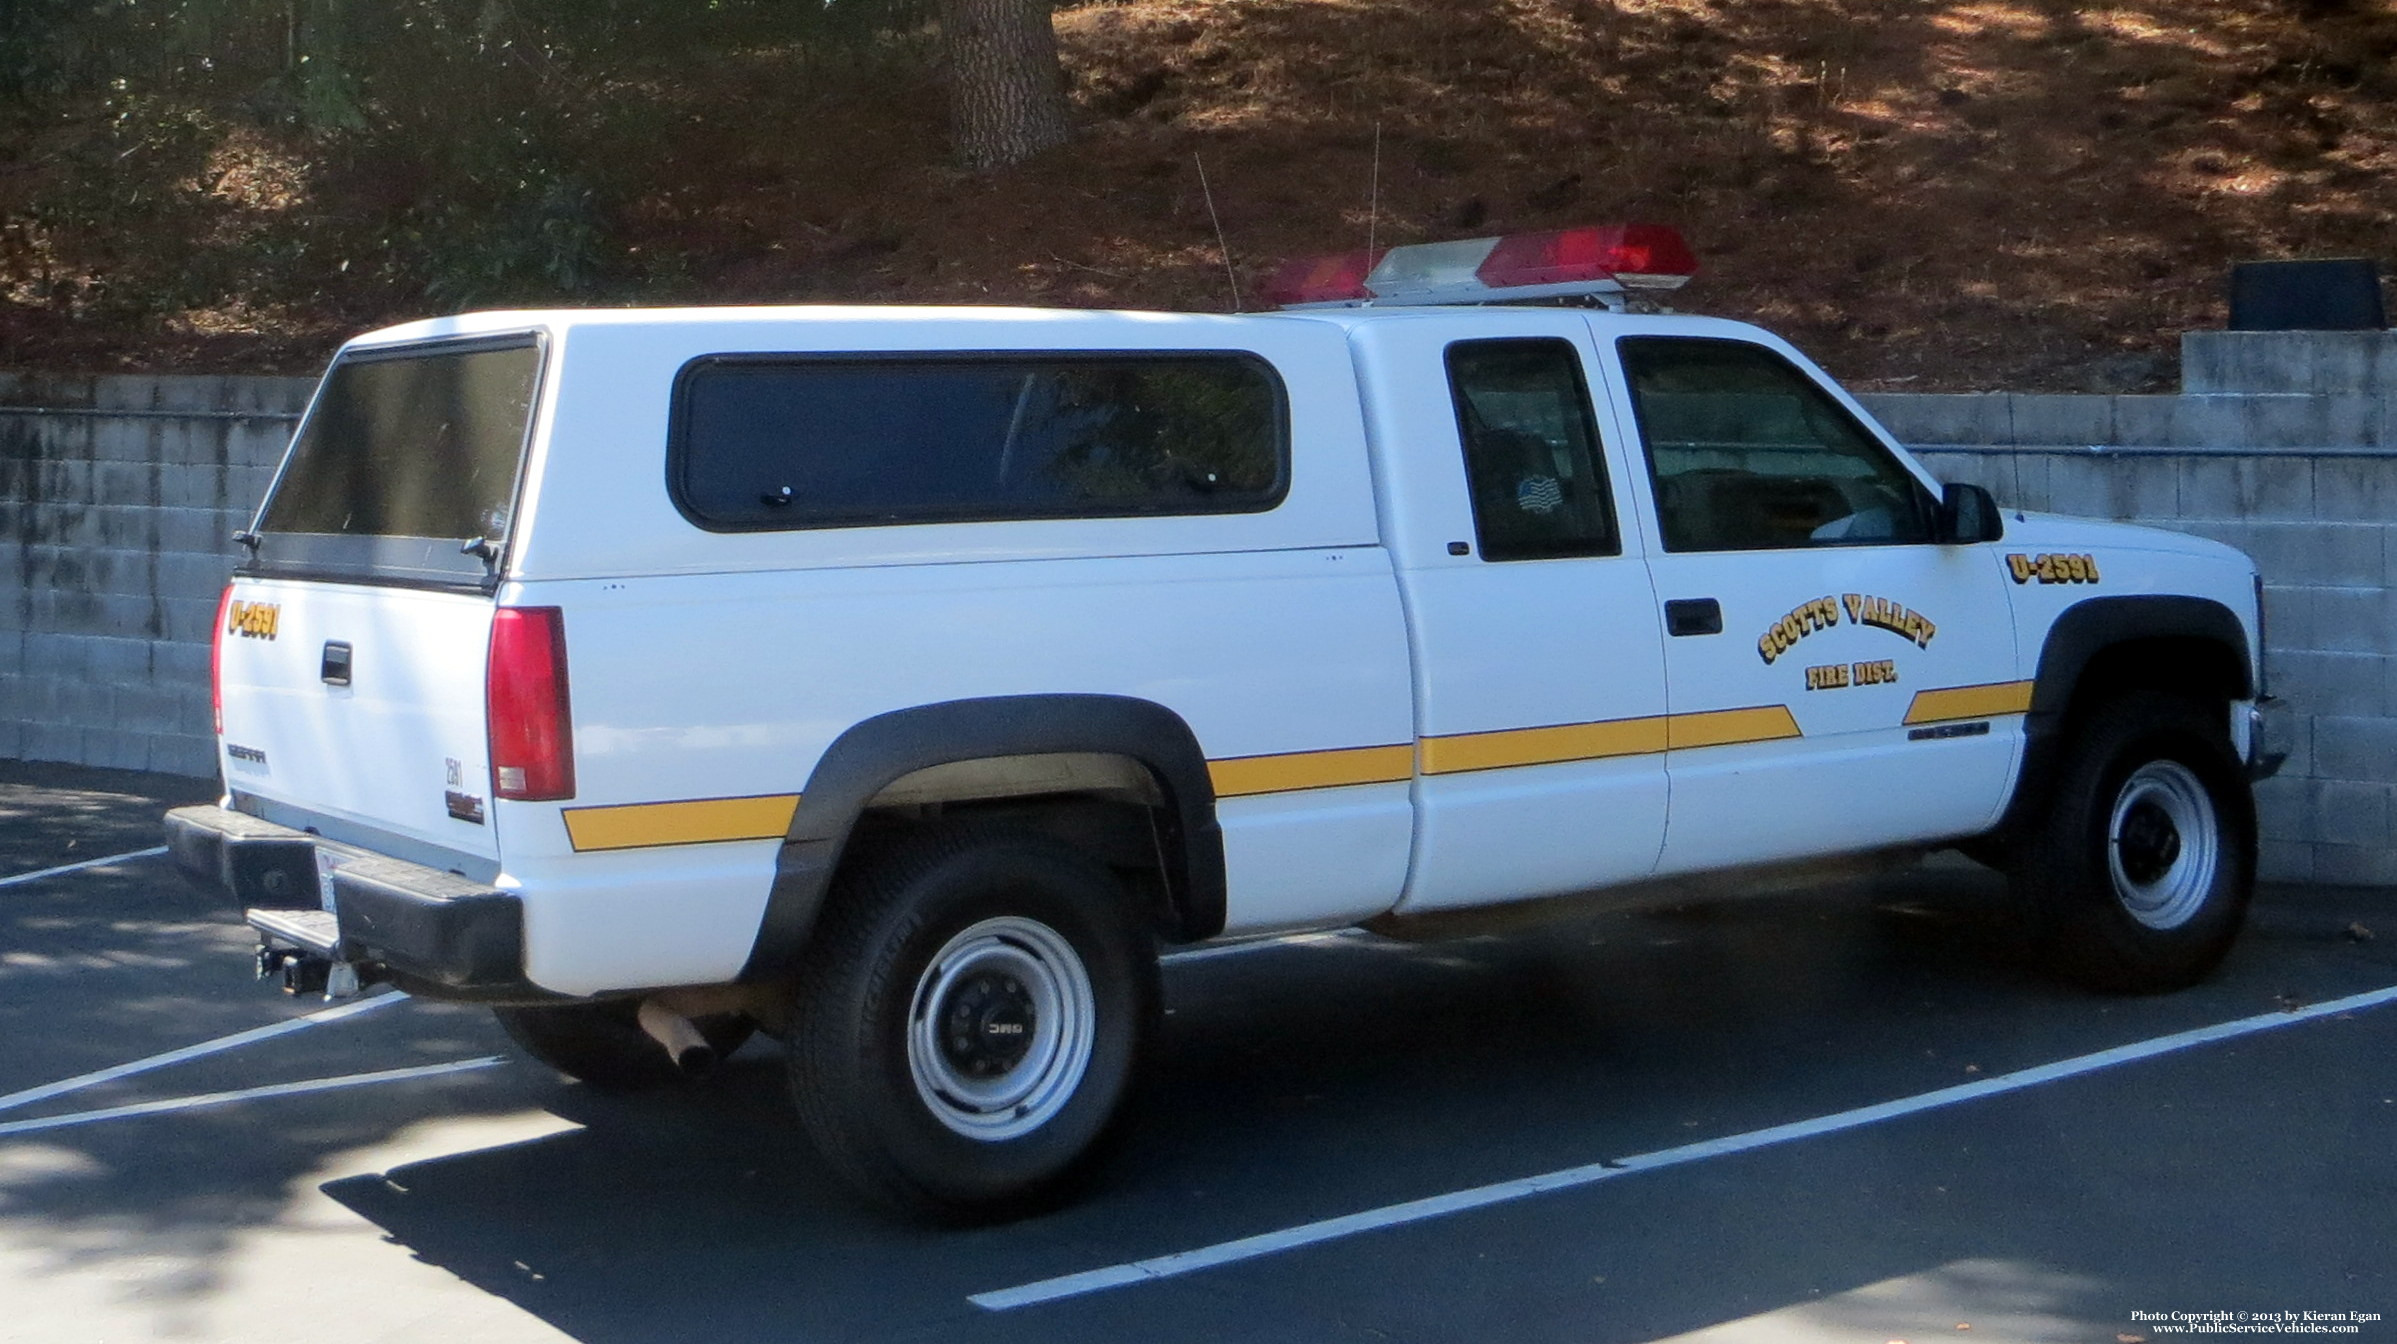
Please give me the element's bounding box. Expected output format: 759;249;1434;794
2002;511;2257;573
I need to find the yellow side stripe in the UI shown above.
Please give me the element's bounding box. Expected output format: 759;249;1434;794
1364;705;1805;780
1666;704;1804;750
562;793;801;853
1904;680;2035;726
1421;716;1669;774
1209;744;1416;799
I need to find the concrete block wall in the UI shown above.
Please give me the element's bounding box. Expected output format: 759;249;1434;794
1865;385;2397;886
2183;330;2397;396
1;373;311;777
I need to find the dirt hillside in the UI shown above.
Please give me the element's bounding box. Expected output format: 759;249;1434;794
7;0;2396;389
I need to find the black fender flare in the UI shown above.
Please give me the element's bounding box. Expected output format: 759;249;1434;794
1996;594;2254;838
738;694;1224;981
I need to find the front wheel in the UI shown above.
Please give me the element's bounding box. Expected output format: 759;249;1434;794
788;825;1157;1220
2013;690;2255;992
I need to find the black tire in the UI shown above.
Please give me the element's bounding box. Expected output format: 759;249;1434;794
495;1000;756;1090
788;824;1158;1221
2012;690;2256;993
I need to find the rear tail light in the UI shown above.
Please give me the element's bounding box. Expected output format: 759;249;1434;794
487;606;575;801
210;587;233;735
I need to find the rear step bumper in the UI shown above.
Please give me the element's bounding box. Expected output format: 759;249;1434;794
164;804;530;996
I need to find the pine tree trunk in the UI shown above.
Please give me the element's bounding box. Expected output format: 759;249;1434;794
938;0;1071;171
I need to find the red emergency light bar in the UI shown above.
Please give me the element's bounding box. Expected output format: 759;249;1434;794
1257;248;1387;308
1261;223;1697;309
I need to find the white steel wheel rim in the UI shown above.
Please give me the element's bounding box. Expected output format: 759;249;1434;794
907;915;1096;1142
2106;760;2220;931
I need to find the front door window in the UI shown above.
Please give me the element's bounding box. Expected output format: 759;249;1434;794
1618;336;1933;553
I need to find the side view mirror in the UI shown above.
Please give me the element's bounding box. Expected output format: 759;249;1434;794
1937;482;2004;545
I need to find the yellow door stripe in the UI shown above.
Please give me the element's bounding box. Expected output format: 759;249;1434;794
1209;744;1416;798
1904;680;2035;725
1420;716;1670;775
562;793;802;853
1665;704;1804;750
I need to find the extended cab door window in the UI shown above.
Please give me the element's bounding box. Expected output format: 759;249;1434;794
1445;339;1618;560
1617;336;1933;553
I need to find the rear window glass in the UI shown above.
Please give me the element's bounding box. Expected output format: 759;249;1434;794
246;337;541;587
261;340;541;542
670;354;1287;530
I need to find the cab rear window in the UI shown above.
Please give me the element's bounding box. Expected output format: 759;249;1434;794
669;353;1288;531
249;337;541;586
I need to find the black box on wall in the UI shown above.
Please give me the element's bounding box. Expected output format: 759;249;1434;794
2228;258;2385;331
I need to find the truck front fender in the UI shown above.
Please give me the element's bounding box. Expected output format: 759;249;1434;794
1994;594;2254;840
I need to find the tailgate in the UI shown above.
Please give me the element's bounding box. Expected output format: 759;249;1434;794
218;578;500;861
219;331;544;863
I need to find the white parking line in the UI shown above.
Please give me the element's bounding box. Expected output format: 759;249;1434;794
970;981;2397;1312
0;991;411;1115
0;845;168;889
0;1057;506;1138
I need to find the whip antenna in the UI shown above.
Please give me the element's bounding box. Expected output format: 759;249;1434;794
1195;153;1242;313
1368;119;1382;262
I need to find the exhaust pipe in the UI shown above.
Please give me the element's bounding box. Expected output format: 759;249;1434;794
637;999;716;1078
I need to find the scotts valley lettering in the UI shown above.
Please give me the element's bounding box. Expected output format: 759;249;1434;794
1757;594;1938;664
1843;593;1937;648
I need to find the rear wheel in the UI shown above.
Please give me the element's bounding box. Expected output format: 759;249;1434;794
495;1000;755;1090
2013;690;2255;992
788;825;1156;1221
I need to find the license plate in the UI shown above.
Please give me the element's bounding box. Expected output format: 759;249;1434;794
313;848;342;915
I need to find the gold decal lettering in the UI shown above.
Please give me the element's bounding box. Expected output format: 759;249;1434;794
1832;594;1939;651
2005;553;2102;586
1755;595;1843;665
1850;659;1898;686
226;601;281;641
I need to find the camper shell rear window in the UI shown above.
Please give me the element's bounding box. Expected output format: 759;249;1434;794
246;335;543;588
668;352;1289;531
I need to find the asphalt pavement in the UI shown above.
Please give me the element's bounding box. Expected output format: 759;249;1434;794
1;759;2391;1344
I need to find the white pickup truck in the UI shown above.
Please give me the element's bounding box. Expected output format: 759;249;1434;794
167;225;2278;1218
